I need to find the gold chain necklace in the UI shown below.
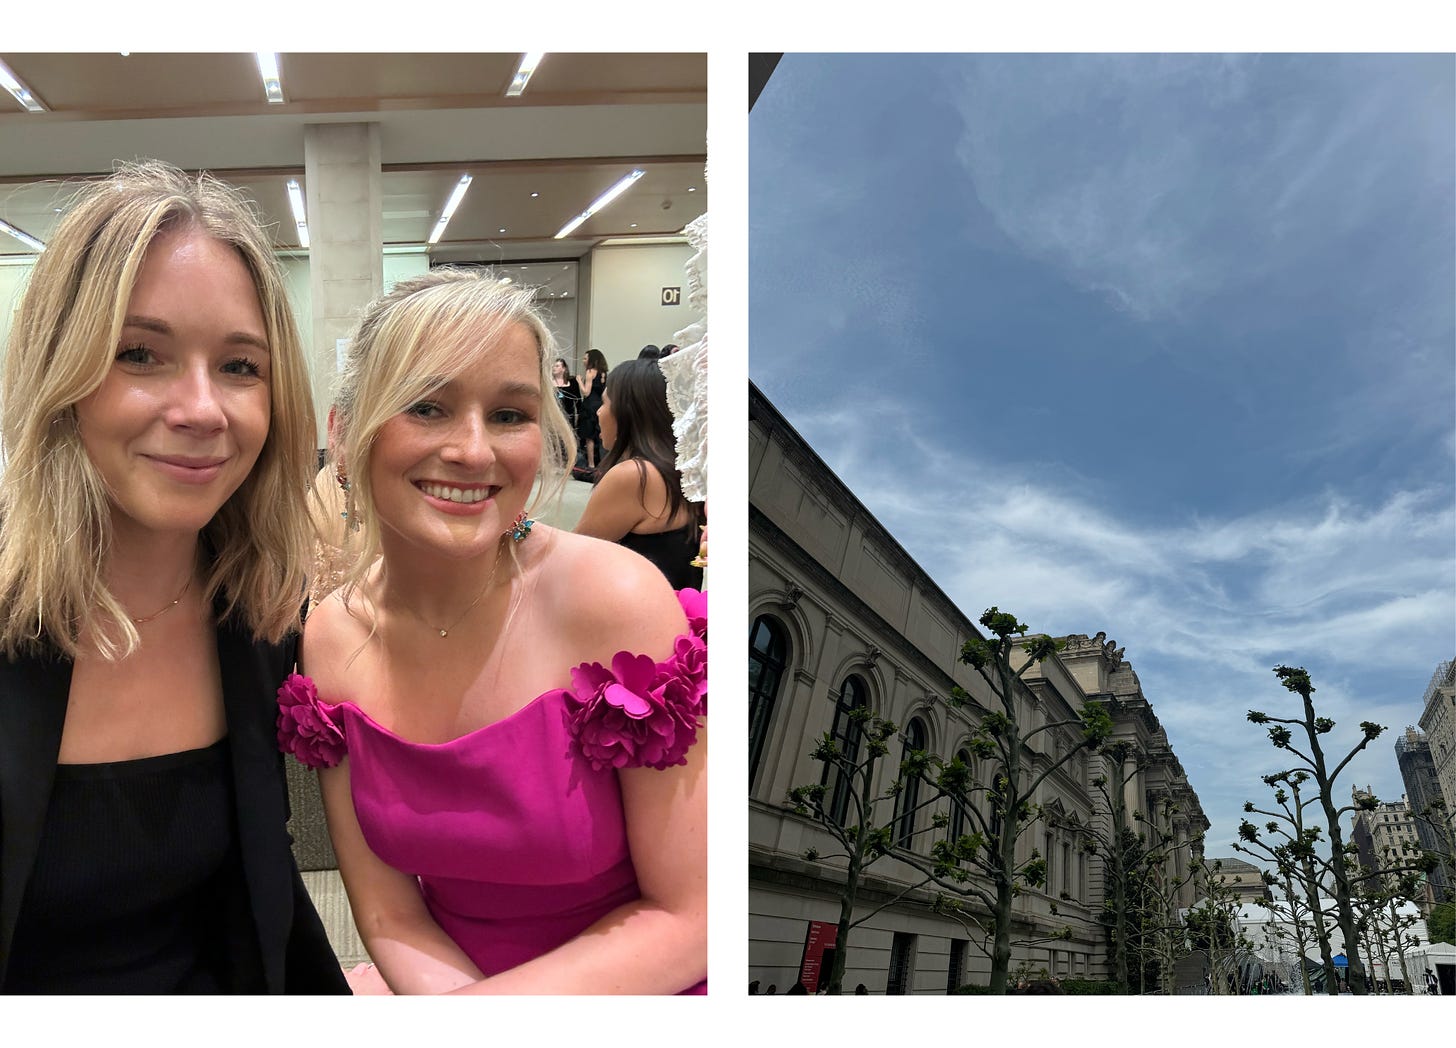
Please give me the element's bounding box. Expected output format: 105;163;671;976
396;543;505;638
130;574;192;625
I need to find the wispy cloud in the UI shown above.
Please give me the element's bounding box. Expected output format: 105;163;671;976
942;54;1454;325
779;398;1455;847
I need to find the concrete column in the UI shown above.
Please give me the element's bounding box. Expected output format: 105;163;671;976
303;122;383;445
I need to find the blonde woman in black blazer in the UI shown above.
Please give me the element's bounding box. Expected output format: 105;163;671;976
0;162;346;993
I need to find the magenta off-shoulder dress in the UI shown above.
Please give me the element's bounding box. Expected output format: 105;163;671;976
278;590;707;995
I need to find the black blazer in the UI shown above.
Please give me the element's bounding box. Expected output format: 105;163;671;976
0;617;349;994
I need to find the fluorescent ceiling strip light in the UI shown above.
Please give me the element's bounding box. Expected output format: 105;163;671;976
0;218;45;252
428;175;473;245
0;60;46;112
256;53;286;104
505;52;545;97
285;179;309;249
554;169;646;240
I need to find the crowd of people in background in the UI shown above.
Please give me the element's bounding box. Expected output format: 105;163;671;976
549;343;705;592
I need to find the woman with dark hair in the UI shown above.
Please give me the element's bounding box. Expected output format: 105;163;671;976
575;348;609;470
574;359;704;591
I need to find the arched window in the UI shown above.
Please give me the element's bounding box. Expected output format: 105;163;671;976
823;675;868;825
748;616;789;786
949;747;974;842
894;717;928;846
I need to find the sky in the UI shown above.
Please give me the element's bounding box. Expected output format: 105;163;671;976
750;53;1456;863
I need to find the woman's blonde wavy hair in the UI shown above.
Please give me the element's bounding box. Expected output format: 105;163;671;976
330;268;576;601
0;160;317;660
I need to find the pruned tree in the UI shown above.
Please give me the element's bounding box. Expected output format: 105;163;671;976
786;709;931;994
1251;857;1323;994
1185;857;1254;994
1041;741;1197;992
1409;797;1455;906
888;607;1113;994
1351;840;1426;993
1125;796;1203;994
1235;769;1342;991
1244;665;1390;994
1428;901;1455;946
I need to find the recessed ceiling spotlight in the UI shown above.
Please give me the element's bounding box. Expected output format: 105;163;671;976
531;191;539;198
687;186;696;192
255;53;286;104
499;228;506;234
630;223;637;228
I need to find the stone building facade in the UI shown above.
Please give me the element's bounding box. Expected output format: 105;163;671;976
1394;727;1452;908
1351;788;1419;872
1202;856;1274;903
748;383;1208;993
1418;660;1456;841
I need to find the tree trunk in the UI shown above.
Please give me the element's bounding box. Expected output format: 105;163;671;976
1302;691;1367;994
826;852;859;995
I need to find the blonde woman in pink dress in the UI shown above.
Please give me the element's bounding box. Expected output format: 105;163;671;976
277;270;706;994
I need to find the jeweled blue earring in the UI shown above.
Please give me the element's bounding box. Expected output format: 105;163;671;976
506;512;535;543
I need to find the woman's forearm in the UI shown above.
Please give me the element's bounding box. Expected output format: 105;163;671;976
356;911;488;995
444;899;705;995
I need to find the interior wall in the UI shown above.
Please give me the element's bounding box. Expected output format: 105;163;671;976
0;261;33;355
537;297;578;366
585;242;700;371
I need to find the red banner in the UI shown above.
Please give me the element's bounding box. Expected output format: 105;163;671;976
799;920;839;993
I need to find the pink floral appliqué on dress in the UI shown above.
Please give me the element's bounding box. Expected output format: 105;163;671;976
276;672;346;768
560;637;706;772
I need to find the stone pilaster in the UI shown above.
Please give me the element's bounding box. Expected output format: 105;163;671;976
303;122;384;443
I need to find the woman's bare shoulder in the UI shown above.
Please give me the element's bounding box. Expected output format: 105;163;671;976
300;586;373;686
530;527;686;656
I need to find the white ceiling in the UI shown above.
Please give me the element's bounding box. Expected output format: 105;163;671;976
0;53;707;263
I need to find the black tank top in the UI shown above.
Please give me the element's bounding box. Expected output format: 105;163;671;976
619;523;704;591
5;738;240;993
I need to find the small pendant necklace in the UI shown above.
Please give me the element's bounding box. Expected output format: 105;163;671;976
131;574;192;625
401;545;504;638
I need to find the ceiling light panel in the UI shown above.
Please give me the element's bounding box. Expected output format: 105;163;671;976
0;218;45;252
428;174;473;245
256;53;286;104
285;179;309;249
554;169;645;240
506;52;545;97
0;60;46;112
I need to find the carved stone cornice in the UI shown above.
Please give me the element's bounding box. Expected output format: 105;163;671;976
751;504;962;695
1060;631;1126;671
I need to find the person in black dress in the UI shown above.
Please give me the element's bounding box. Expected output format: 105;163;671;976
0;160;347;994
576;348;609;470
572;359;704;590
550;356;581;434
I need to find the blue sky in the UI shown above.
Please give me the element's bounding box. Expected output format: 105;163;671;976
750;54;1455;861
